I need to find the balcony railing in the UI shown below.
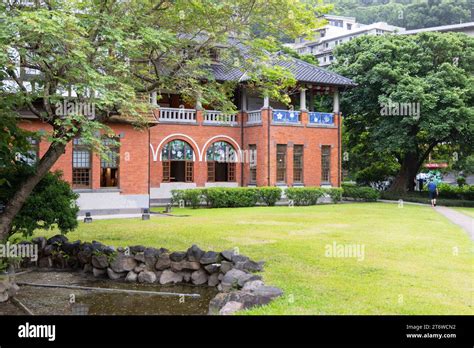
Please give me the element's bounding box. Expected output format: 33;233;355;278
272;110;300;124
246;110;262;125
159;107;196;123
203;111;238;125
308;112;334;125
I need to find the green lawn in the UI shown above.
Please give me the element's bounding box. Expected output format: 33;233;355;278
32;203;473;315
452;207;474;218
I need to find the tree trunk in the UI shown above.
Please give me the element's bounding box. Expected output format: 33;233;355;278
389;152;420;193
0;142;67;241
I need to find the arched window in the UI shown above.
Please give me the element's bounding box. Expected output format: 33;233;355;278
206;141;236;182
162;140;194;182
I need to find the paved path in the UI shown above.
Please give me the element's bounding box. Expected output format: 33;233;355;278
434;206;473;240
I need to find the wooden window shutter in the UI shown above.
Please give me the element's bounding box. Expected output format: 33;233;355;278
228;162;236;182
207;161;215;182
163;161;170;182
185;161;194;182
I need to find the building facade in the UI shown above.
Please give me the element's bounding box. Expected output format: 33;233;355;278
17;55;355;215
288;15;405;67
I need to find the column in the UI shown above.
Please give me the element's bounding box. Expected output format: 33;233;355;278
300;88;307;111
333;89;340;113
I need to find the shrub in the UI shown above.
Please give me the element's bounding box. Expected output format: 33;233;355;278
342;184;379;201
457;176;466;187
422;183;474;201
257;187;282;206
285;187;324;206
183;189;203;209
170;189;185;205
1;171;80;237
325;188;343;203
203;187;259;208
379;191;474;207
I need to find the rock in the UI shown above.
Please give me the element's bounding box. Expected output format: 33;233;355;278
200;251;220;265
186;245;205;262
242;280;265;291
110;255;137;273
252;286;283;299
38;256;52;268
155;253;171;270
46;234;68;246
77;248;93;264
134;252;146;263
107;267;125;280
129;245;146;254
209;289;281;314
60;240;81;255
182;271;192;283
91;255;109;269
232;254;249;264
43;245;54;257
191;269;208;285
244;260;264;272
32;237;47;250
93;267;106;277
220;261;233;274
208;273;219;287
134;264;146;273
219;301;244;315
169;251;186;262
0;291;8;303
91;241;106;253
218;273;224;281
170;260;200;272
144;248;160;269
237;273;261;288
138;270;157;283
103;246;116;255
204;263;220;274
7;283;20;298
125;271;138;282
220;269;248;291
0;277;9;293
220;249;235;261
159;270;183;284
83;264;93;273
208;293;229;315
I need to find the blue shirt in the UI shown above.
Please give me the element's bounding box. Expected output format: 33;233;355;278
427;182;437;192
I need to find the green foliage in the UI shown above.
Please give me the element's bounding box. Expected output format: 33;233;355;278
328;0;471;30
257;187;282;206
203;188;259;208
380;191;474;207
332;32;474;190
285;187;325;206
326;187;343;203
342;184;380;201
422;183;474;200
456;176;466;187
1;170;79;237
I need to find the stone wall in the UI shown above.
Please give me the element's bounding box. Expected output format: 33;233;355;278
19;235;283;315
0;273;19;303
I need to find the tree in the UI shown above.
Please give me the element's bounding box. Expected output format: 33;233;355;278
332;32;474;192
0;170;79;237
0;0;330;240
327;0;471;30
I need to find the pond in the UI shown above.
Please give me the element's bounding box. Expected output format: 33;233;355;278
1;270;218;315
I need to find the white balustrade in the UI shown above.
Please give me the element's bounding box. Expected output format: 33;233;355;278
246;110;262;124
158;107;196;123
204;111;237;125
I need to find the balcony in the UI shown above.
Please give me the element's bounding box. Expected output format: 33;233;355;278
203;110;238;126
246;110;262;125
158;107;196;123
308;112;334;126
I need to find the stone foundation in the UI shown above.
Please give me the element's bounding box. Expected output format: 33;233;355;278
16;235;283;315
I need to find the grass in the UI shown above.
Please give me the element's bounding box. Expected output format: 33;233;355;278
31;203;473;315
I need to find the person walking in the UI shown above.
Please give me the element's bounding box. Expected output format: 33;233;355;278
427;181;439;207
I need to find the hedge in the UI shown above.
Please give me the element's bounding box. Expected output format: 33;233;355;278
341;183;379;202
422;183;474;201
171;186;342;208
380;191;474;207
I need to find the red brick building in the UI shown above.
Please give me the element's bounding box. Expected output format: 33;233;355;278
19;57;355;215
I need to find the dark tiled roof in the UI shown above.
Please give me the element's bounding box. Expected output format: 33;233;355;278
212;51;355;87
